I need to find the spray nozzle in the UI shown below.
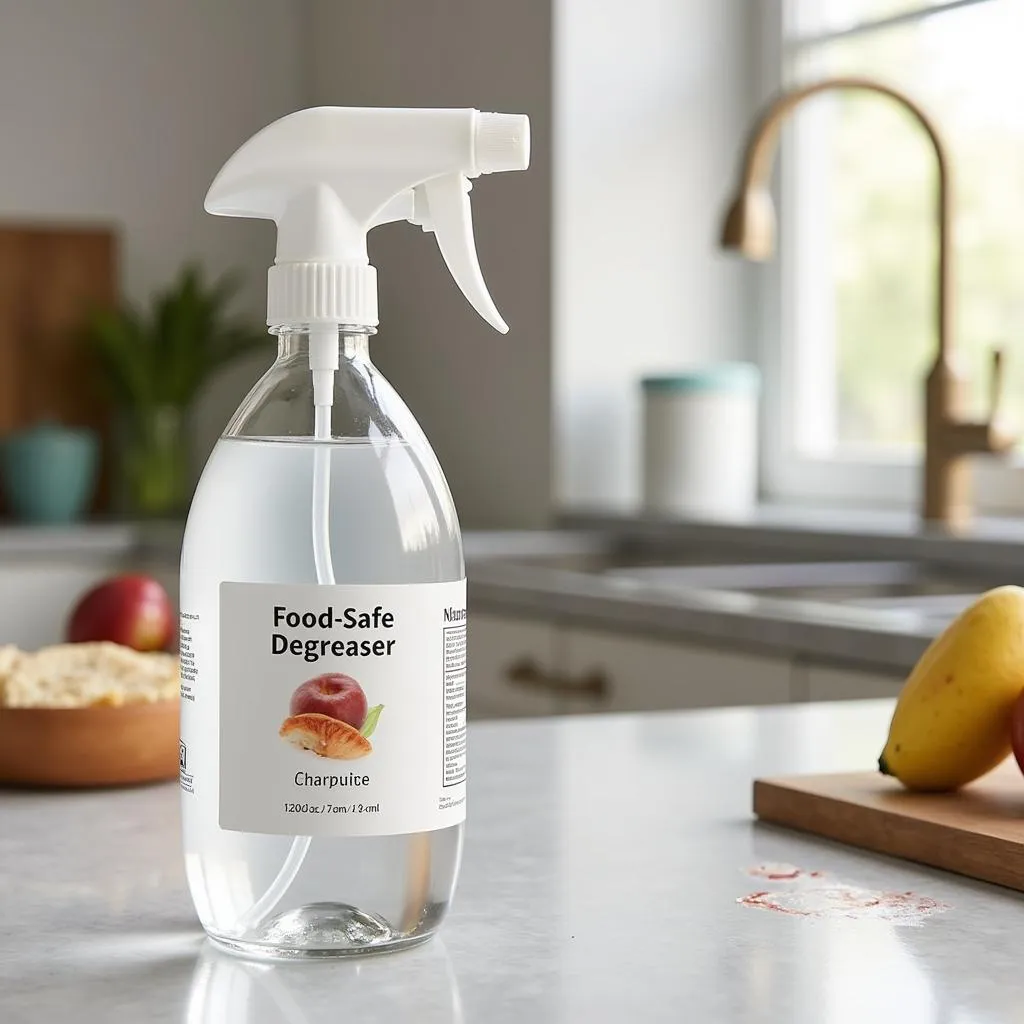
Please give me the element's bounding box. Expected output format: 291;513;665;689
204;107;530;332
410;175;507;332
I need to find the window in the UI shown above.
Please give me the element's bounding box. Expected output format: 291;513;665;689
761;0;1024;510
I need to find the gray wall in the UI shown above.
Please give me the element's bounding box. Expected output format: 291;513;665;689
311;0;758;520
0;0;757;524
554;0;758;510
310;0;554;529
0;0;309;465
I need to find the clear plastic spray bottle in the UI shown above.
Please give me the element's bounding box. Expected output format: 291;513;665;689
178;107;530;957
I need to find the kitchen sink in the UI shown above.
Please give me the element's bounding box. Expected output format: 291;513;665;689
472;531;1023;630
607;559;1016;597
607;559;1020;626
486;542;851;575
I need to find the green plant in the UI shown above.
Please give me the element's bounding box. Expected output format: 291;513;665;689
87;263;267;413
85;264;268;516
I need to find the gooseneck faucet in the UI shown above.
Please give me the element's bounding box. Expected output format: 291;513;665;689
720;76;1014;532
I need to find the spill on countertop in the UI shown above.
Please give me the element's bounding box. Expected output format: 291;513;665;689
738;864;950;926
745;862;823;881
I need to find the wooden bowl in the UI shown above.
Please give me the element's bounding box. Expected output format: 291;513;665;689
0;700;179;787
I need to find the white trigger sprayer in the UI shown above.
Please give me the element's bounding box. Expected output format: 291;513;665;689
203;107;530;934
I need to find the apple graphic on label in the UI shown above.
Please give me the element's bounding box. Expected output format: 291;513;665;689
281;674;384;760
290;673;368;730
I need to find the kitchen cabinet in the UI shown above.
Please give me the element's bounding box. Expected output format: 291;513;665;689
801;662;904;702
467;612;562;719
562;627;791;714
468;611;792;719
468;612;904;720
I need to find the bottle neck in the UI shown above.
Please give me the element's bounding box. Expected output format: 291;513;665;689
224;322;414;443
270;325;376;364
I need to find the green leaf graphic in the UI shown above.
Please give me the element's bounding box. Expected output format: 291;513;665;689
360;704;384;738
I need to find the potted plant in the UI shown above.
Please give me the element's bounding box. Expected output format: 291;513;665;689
86;264;266;517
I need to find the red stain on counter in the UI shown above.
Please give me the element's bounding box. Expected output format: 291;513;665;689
739;886;949;925
739;863;948;925
746;863;823;881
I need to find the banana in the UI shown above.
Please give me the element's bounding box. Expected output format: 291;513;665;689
879;585;1024;791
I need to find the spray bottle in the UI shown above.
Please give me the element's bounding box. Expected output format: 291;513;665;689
179;107;529;957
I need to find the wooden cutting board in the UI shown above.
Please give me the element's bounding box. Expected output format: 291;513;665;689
0;223;118;512
754;764;1024;891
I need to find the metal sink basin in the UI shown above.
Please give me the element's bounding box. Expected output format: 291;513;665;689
608;559;1014;598
485;540;849;575
472;531;1022;631
606;559;1021;627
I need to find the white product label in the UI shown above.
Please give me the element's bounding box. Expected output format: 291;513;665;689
219;580;467;837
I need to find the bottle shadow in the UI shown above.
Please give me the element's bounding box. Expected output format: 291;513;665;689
184;938;464;1024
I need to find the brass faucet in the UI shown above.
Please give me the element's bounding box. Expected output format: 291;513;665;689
720;76;1015;532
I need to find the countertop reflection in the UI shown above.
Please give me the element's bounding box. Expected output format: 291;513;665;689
2;700;1021;1023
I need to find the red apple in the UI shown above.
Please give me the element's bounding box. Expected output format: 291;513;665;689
290;673;367;730
66;574;174;652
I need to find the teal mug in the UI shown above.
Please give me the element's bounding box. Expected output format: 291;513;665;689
1;423;100;523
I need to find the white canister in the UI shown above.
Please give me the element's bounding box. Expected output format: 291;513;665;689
641;364;760;518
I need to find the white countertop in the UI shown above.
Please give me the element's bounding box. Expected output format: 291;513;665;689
2;700;1021;1023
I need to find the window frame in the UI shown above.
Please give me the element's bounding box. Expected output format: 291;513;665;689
758;0;1024;513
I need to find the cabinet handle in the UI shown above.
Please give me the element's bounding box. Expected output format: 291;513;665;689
504;657;610;699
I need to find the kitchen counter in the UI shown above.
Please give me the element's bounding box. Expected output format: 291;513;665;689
3;700;1022;1023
